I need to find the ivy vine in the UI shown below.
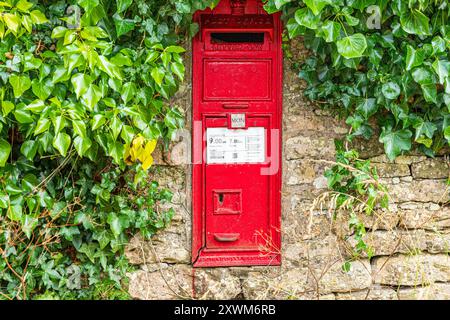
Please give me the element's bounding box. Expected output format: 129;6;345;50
0;0;217;300
266;0;450;160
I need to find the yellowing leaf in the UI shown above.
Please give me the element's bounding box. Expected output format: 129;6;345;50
124;136;157;170
144;140;157;155
142;155;154;170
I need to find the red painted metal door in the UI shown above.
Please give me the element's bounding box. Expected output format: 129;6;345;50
192;0;282;267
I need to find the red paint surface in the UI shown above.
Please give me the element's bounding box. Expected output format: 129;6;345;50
192;0;282;267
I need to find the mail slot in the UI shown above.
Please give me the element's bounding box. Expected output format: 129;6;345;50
192;0;282;267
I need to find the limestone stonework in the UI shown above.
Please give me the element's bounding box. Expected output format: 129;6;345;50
125;38;450;300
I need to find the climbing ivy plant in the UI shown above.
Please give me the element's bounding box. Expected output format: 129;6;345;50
265;0;450;160
0;0;218;300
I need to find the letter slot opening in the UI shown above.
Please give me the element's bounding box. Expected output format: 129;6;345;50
210;32;264;44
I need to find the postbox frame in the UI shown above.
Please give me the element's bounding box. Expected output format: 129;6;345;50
192;0;282;267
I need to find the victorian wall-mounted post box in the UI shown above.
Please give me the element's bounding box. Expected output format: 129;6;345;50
192;0;282;267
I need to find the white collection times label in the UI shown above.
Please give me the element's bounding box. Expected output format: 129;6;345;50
206;127;266;164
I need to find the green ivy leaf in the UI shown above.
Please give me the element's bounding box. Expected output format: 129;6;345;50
400;9;430;36
165;46;185;54
421;83;437;103
321;20;341;42
108;141;124;164
71;73;92;99
14;109;34;123
405;45;425;71
91;114;106;130
52;66;71;84
171;62;185;81
2;101;15;116
53;115;66;134
412;67;434;85
0;139;11;167
23;53;42;72
3;13;21;34
379;128;412;160
286;18;305;39
72;120;87;138
0;192;9;209
432;59;450;85
97;55;123;79
151;67;165;86
382;82;401;100
21;215;39;239
20;140;38;160
294;8;321;30
16;0;34;12
34;118;51;136
113;13;135;37
413;120;437;141
356;98;377;119
7;204;22;222
51;26;67;38
82;84;103;110
116;0;133;13
120;82;137;104
9;75;32;98
78;0;99;14
73;136;92;157
53;132;71;157
304;0;332;15
107;212;130;238
78;243;97;263
110;117;123;140
32;78;54;101
342;7;359;26
30;10;48;24
444;126;450;144
25;99;45;113
336;34;367;59
93;230;112;250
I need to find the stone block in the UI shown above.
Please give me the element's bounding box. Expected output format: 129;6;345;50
347;230;427;257
285;136;335;160
398;202;450;230
128;265;193;300
241;268;313;299
372;254;450;286
394;155;427;165
371;162;410;178
357;208;401;231
286;201;336;241
386;180;448;203
193;268;242;299
411;158;449;179
398;283;450;300
125;228;190;265
285;160;330;185
335;287;398;300
316;260;372;294
424;230;450;253
283;114;347;137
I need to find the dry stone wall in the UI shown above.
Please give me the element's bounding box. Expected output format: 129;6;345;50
125;38;450;300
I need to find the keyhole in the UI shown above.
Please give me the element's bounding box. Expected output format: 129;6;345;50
218;193;224;204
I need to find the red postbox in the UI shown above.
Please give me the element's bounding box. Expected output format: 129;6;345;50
192;0;282;267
